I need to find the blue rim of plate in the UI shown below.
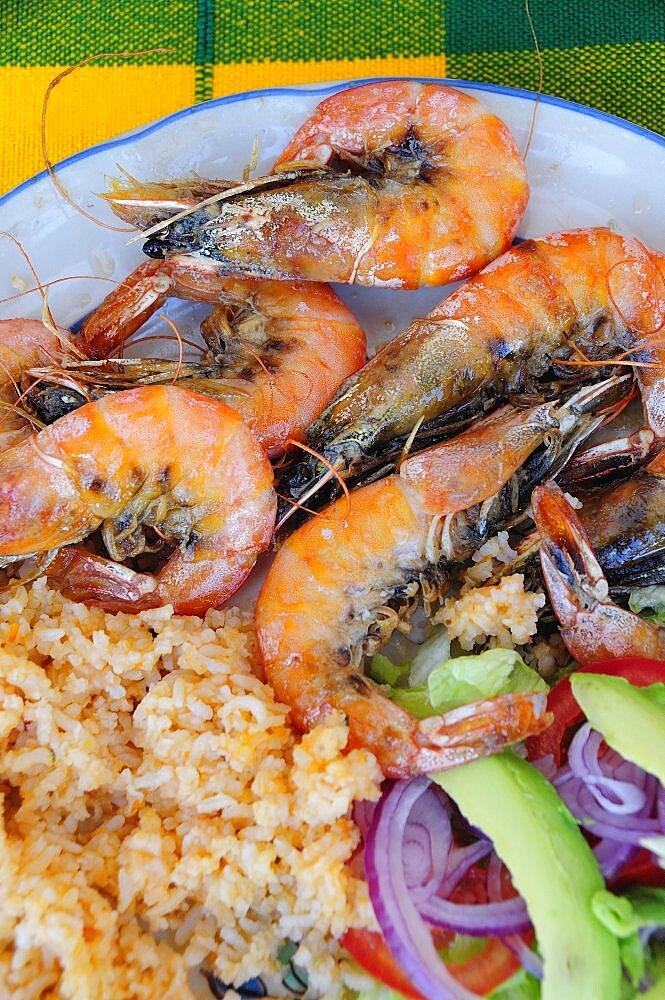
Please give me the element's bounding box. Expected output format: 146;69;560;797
1;76;664;211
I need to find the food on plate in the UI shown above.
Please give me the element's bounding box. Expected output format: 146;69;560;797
434;755;622;999
107;80;529;289
345;647;665;999
0;385;276;614
571;670;665;784
1;77;665;999
279;227;665;514
561;446;665;592
255;383;628;776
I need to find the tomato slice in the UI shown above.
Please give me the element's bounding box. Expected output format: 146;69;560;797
341;925;523;998
340;928;423;999
447;936;522;994
526;657;665;764
341;925;523;997
342;862;526;997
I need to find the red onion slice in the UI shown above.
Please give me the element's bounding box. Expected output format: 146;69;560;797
437;841;493;898
504;933;543;980
567;724;649;813
365;778;479;999
593;837;637;880
417;892;530;936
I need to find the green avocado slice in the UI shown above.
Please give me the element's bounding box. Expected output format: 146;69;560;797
434;753;622;1000
570;673;665;785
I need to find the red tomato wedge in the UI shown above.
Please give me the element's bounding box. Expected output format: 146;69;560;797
341;926;522;998
612;848;665;890
526;657;665;765
342;862;525;997
340;928;423;998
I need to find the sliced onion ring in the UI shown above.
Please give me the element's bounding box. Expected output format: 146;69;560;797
365;778;479;999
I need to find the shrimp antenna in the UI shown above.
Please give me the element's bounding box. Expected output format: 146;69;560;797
606;251;665;337
0;274;131;310
242;134;260;183
275;491;334;522
523;0;543;159
158;314;184;382
119;331;207;356
277;467;335;530
0;230;57;331
557;337;665;371
42;49;173;232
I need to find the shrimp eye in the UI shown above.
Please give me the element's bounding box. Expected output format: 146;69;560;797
143;238;166;259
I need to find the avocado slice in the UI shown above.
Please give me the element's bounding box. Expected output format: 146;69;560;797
570;673;665;785
434;752;622;1000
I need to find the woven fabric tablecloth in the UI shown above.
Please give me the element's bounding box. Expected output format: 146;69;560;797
0;0;663;197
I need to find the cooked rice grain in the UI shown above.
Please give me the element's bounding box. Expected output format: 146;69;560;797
436;574;546;651
0;580;382;999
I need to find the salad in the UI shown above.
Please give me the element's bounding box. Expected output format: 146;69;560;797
339;634;665;999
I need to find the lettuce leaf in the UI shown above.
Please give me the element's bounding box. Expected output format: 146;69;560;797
369;653;410;688
408;628;451;686
356;987;407;1000
629;586;665;621
427;649;548;713
380;648;547;719
593;889;665;990
593;888;665;938
488;968;541;999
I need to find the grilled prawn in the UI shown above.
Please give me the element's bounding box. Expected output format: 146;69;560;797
280;227;665;515
256;379;624;776
30;259;367;457
107;81;529;289
0;385;276;615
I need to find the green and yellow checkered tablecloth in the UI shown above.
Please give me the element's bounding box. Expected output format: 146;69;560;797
0;0;663;197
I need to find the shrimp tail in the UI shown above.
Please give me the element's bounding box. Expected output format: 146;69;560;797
533;481;665;663
409;692;552;775
45;547;160;609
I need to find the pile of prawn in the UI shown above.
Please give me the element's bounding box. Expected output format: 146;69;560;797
2;79;665;778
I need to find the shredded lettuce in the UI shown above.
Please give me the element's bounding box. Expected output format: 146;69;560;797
593;888;665;938
427;649;548;712
640;941;665;999
369;653;410;688
356;986;407;1000
371;646;547;719
592;889;665;990
408;628;451;686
